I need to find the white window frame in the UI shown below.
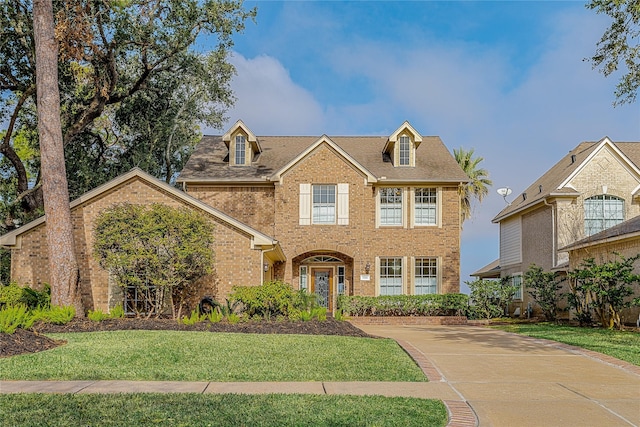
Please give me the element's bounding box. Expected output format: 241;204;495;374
378;257;404;296
378;187;404;227
511;274;523;301
337;266;346;295
299;266;308;291
312;184;336;224
414;257;438;295
235;135;246;165
399;135;410;166
414;187;438;226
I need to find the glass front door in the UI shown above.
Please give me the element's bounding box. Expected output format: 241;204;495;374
312;268;332;310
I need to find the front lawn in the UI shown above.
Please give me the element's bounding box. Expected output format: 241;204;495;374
0;331;426;381
0;393;447;427
492;323;640;366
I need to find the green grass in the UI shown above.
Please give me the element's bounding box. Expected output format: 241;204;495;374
0;393;447;427
492;323;640;366
0;331;426;381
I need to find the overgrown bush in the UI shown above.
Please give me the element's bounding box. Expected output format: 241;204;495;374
337;294;469;317
568;254;640;329
94;203;215;319
231;280;297;319
0;282;24;308
524;265;564;321
466;278;518;320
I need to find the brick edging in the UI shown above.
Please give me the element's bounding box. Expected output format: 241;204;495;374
393;339;478;427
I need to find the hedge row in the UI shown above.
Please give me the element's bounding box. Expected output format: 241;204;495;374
337;294;469;317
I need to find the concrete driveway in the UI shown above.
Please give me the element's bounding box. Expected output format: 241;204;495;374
358;324;640;427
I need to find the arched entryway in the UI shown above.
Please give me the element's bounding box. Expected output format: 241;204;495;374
292;251;353;312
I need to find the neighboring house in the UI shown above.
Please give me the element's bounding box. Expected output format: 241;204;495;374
473;137;640;316
561;215;640;323
1;120;468;314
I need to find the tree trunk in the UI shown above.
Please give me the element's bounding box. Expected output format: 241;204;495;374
33;0;82;315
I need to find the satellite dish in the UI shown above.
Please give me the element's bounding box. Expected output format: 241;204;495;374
497;187;512;197
497;187;512;205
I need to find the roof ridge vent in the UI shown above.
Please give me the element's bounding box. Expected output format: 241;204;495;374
522;192;527;201
539;185;543;194
571;154;576;164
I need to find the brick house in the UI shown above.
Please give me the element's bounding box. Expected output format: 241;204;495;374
1;120;468;314
472;137;640;317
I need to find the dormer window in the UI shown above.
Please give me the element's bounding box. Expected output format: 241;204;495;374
383;121;422;168
235;135;246;165
399;135;410;166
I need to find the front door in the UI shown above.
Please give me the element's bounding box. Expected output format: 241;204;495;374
311;268;332;311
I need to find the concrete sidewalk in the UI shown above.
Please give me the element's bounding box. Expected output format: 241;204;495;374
359;324;640;427
2;325;639;427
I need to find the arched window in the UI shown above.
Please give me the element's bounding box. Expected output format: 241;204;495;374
584;195;624;236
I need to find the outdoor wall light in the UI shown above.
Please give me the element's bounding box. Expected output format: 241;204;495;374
263;263;269;272
365;262;371;274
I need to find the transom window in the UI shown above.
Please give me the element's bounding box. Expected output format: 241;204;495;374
399;135;410;166
235;135;246;165
302;255;342;263
380;187;403;225
380;257;403;295
415;188;437;225
313;185;336;224
415;257;437;295
584;195;624;236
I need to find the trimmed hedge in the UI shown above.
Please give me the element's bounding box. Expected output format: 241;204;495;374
337;294;469;317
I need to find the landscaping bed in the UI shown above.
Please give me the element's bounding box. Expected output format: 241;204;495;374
1;317;371;358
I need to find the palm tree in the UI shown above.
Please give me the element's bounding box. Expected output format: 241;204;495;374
454;147;492;226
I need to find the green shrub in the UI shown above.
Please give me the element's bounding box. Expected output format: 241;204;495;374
337;294;469;317
32;306;75;325
88;309;109;322
206;309;223;323
231;280;296;319
109;305;125;319
227;313;241;324
0;305;35;334
20;284;51;309
334;308;346;321
180;309;206;325
0;282;24;308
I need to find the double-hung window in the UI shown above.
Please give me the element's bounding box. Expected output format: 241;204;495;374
380;187;403;226
584;195;624;236
380;257;403;295
313;185;336;224
414;257;437;294
511;275;523;300
235;135;246;165
414;188;437;225
399;135;410;166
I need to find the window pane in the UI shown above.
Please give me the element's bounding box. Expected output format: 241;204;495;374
337;266;345;294
415;188;437;225
584;195;624;236
300;266;308;291
414;257;437;294
380;257;402;295
235;135;246;165
512;275;522;300
313;185;336;223
380;187;403;225
399;136;410;166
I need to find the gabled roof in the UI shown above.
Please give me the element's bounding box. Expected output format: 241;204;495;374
270;135;377;183
0;168;283;254
222;119;261;153
383;121;423;153
560;214;640;252
178;130;468;185
493;138;640;223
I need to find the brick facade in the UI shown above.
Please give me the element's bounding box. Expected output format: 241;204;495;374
8;175;264;313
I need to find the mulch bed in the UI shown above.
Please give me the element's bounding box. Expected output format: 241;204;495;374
1;317;372;358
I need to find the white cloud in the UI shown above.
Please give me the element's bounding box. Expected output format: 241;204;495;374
213;53;326;135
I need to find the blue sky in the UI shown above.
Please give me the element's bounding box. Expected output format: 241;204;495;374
201;1;640;292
